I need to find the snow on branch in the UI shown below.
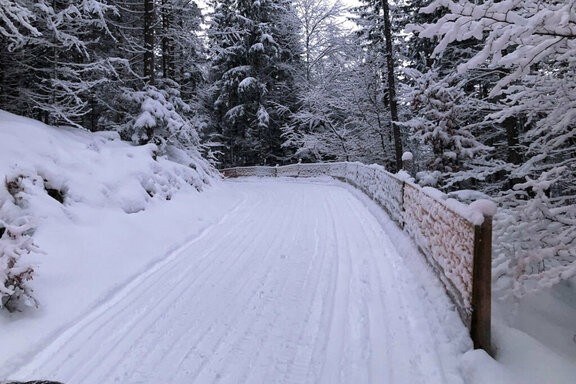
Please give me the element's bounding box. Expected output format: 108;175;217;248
414;0;576;95
0;0;40;49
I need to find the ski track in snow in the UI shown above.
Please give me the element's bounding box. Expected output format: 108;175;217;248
9;178;466;384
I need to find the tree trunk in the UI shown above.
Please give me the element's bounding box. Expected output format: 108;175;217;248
381;0;403;171
143;0;155;83
504;117;521;165
161;0;174;79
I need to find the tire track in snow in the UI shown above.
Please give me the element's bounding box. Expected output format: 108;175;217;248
92;193;290;383
233;194;324;384
266;193;332;384
265;196;331;384
74;202;264;384
10;194;254;380
186;190;307;383
340;186;459;384
70;212;258;382
317;189;354;384
343;188;431;383
119;186;298;383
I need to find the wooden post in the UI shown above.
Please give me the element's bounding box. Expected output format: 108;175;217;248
471;215;492;354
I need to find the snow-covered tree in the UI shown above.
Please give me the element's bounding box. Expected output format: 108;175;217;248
415;0;576;190
0;0;118;126
157;1;205;96
402;69;492;181
206;0;302;166
115;80;203;152
286;29;397;166
354;0;404;170
0;173;41;313
495;175;576;298
85;0;208;163
294;0;346;83
414;0;576;297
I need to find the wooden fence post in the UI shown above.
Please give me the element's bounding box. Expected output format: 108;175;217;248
471;215;492;354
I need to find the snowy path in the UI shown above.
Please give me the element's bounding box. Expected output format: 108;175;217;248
10;178;468;384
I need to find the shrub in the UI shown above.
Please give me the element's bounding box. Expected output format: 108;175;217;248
0;218;39;312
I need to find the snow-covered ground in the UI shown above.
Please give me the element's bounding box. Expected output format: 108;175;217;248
4;178;470;383
1;112;575;383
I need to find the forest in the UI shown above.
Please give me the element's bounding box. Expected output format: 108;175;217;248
0;0;575;301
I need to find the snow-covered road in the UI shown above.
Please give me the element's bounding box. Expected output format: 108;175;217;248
10;178;469;384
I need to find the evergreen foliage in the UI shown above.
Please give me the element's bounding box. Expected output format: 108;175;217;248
0;217;38;312
206;0;302;166
0;0;207;158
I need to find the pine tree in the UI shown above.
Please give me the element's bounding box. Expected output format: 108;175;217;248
0;217;38;312
0;0;117;126
206;0;302;166
91;0;207;160
403;69;491;178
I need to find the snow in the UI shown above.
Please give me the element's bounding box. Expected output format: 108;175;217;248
331;179;576;384
401;151;413;161
469;199;497;222
461;322;576;384
222;165;576;383
0;110;220;372
133;110;156;130
4;178;471;384
447;189;491;203
260;33;274;44
0;111;213;215
223;163;487;319
238;76;257;93
249;42;264;53
257;104;269;127
416;170;441;186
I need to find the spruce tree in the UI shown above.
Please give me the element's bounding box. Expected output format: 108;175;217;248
0;0;116;126
207;0;302;167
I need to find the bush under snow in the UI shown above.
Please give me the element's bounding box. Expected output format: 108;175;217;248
0;216;39;312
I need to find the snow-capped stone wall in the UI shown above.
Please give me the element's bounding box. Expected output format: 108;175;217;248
402;183;476;322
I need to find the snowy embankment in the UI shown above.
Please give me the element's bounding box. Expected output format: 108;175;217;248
0;111;239;374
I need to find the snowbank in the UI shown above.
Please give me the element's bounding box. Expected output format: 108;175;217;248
0;110;230;374
0;110;216;215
